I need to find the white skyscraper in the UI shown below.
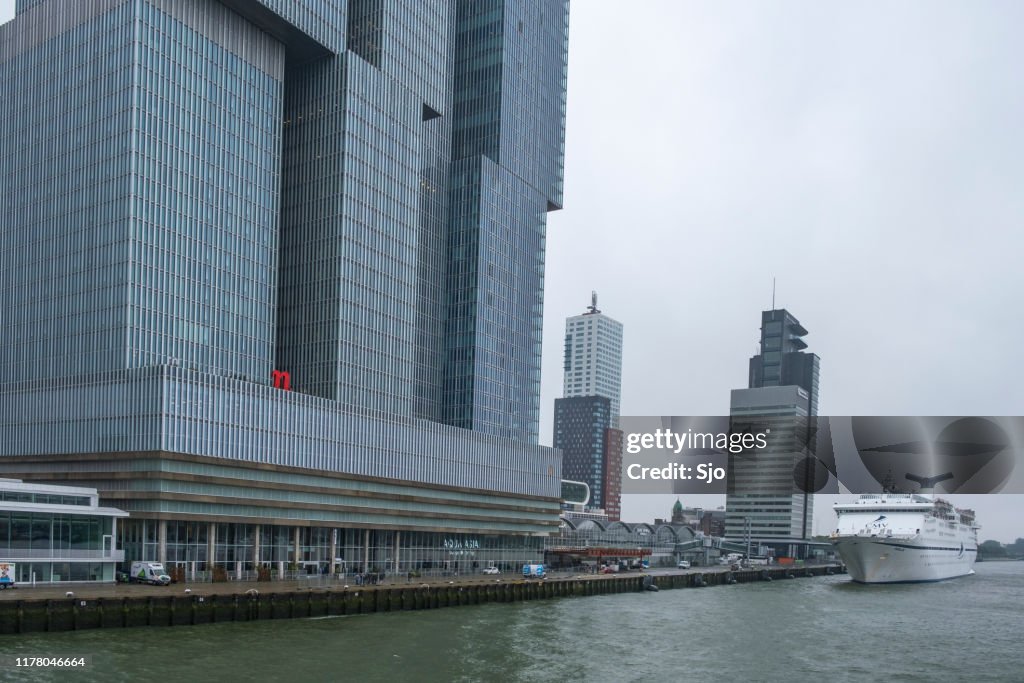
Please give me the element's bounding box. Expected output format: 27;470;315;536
561;293;624;425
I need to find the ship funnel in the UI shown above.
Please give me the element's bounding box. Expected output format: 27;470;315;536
906;472;953;494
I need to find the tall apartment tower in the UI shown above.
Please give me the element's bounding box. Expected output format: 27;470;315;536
562;293;624;425
0;0;570;574
554;294;624;520
552;396;622;521
725;309;820;558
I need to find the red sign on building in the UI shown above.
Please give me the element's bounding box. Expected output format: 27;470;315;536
271;370;291;391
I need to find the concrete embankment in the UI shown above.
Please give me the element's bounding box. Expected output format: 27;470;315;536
0;564;845;635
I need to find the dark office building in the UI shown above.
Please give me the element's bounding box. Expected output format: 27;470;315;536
748;309;820;415
553;396;622;522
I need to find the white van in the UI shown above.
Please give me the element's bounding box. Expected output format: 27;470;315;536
130;562;171;586
0;562;16;589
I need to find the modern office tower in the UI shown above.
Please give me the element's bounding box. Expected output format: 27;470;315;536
562;293;624;425
552;396;622;522
0;0;569;579
748;309;820;415
725;309;820;559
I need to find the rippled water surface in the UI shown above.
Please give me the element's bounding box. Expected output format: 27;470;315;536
4;562;1022;682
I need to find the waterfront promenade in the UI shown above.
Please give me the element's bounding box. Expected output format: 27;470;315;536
0;563;844;635
0;563;838;601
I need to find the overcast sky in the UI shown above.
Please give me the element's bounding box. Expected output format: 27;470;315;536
539;1;1024;541
2;2;1021;541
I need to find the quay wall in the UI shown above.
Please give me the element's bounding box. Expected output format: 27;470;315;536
0;565;845;635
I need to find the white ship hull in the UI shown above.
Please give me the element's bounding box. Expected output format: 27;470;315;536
831;494;978;584
832;537;976;584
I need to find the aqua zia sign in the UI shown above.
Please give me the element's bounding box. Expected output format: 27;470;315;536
443;538;480;556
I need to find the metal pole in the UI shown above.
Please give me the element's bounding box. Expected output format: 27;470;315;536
745;517;751;559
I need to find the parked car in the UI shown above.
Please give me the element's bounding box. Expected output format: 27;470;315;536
677;560;691;569
482;566;500;575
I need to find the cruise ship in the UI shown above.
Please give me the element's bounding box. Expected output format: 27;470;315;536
831;494;978;584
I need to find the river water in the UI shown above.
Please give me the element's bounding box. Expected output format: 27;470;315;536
3;562;1022;683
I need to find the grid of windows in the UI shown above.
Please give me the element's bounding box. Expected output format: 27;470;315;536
277;53;422;414
1;2;136;382
1;1;570;530
726;390;815;540
0;1;285;384
443;0;568;443
257;0;348;55
562;311;624;425
0;492;91;506
128;1;285;381
121;519;544;573
0;365;562;498
444;158;547;442
553;396;611;510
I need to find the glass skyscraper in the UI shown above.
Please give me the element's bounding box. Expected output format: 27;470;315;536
0;0;570;575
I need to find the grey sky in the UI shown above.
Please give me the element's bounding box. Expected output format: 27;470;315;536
541;1;1024;541
2;2;1021;540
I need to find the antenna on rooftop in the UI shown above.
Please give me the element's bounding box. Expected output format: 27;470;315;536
587;290;600;314
771;277;776;311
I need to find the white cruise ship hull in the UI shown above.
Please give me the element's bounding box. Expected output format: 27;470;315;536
833;537;976;584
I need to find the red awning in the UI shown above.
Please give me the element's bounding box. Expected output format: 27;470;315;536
546;547;652;557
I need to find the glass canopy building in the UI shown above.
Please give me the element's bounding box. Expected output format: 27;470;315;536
0;479;128;584
0;0;569;575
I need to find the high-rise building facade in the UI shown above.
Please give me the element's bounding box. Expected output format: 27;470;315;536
553;294;624;520
561;293;624;425
725;309;820;558
0;0;570;576
553;396;622;521
748;309;820;415
601;426;623;522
